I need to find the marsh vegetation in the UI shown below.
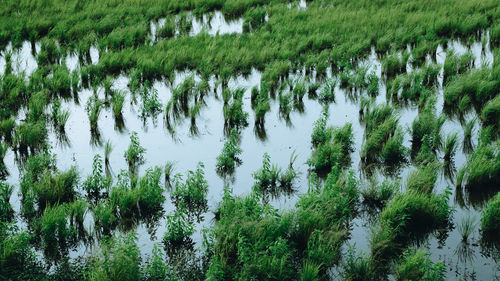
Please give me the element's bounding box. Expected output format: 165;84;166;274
0;0;499;280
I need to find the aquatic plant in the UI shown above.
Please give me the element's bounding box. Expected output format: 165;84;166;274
171;163;208;220
0;182;14;222
223;87;248;130
93;199;117;235
405;163;439;194
381;127;408;165
443;132;459;162
163;209;195;251
82;155;112;202
462;117;476;153
379;189;453;243
340;247;375;281
85;95;103;131
104;140;113;165
40;204;77;256
87;233;141;281
480;94;500;133
411;102;445;153
111;90;125;117
458;214;477;242
361;178;398;208
137;166;164;213
164;161;175;186
480;192;500;234
32;167;79;211
456;140;500;189
394;248;446;281
318;78;336;103
124;131;146;172
216;129;242;174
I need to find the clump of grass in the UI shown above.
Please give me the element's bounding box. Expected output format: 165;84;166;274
223;87;248;130
87;233;141;281
480;192;500;234
406;163;439;194
379;188;453;243
163;209;195;252
0;182;14;222
93;199;117;235
309;109;354;172
361;178;398;208
394;248;446;281
361;115;399;163
253;87;270;127
164;161;175;186
104;140;113;165
216;129;242;174
124;131;146;173
456;141;500;189
85;95;103;131
480;94;500;133
443;132;459;162
458;214;477;242
300;261;320;281
32;167;79;211
82;155;112;202
443;50;474;85
381;127;408;165
340;246;376;281
111;90;125;118
171;163;208;221
140;85;162;118
39;204;77;257
462;117;476;153
382;53;406;77
410;101;445;154
318;78;336;103
253;152;298;198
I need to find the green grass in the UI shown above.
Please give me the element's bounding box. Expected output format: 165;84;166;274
394;248;446;281
361;178;398;208
379;188;453;243
124;131;146;173
443;132;459;162
480;192;500;234
0;182;14;222
458;214;477;242
456;140;500;189
87;233;141;281
82;155;112;202
171;162;208;221
216;129;243;174
406;163;439;194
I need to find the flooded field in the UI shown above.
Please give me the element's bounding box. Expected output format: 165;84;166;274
0;0;499;280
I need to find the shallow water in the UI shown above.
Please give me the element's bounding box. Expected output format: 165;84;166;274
1;32;498;279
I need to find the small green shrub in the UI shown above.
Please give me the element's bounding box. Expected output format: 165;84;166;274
82;155;111;201
163;210;194;250
171;163;208;220
124;131;146;172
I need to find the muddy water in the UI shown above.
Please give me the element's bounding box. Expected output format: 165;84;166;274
0;31;498;279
